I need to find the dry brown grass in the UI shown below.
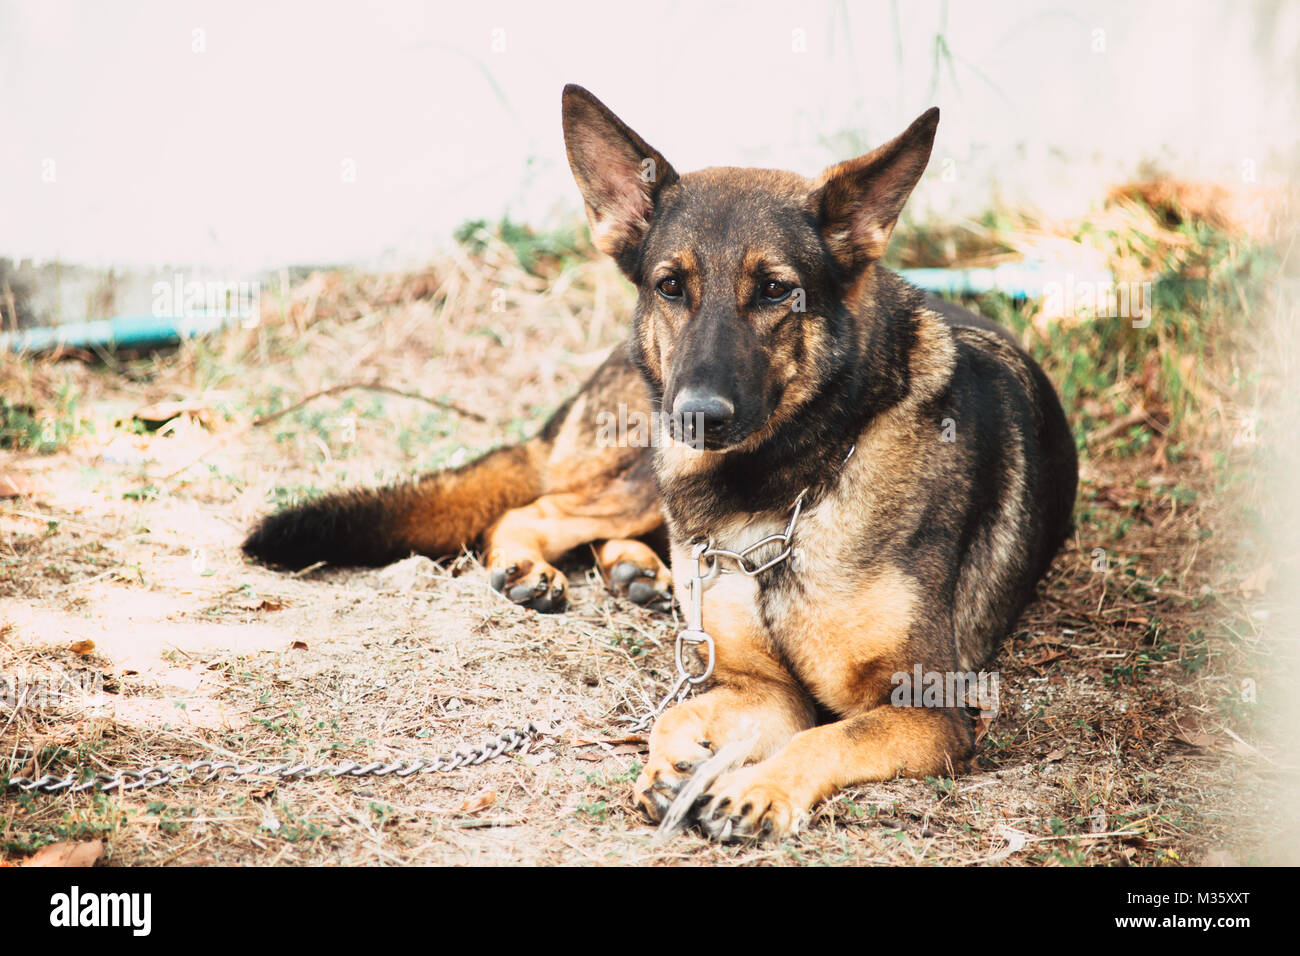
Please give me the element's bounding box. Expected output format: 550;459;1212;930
1;202;1294;866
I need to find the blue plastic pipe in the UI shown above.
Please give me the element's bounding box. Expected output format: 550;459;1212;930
0;313;244;353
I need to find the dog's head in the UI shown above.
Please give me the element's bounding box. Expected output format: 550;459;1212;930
562;84;938;452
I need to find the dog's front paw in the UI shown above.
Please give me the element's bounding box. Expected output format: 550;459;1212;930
487;555;568;612
597;539;674;613
631;738;714;822
608;561;674;612
695;765;809;843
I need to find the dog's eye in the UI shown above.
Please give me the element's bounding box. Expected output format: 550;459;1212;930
656;277;683;300
759;280;792;303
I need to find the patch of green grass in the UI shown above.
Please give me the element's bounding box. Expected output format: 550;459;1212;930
270;800;327;843
368;801;399;828
144;800;195;836
397;412;456;463
574;797;610;823
1041;839;1090;866
0;382;92;453
266;483;325;510
581;761;642;791
926;775;958;799
122;484;162;501
4;792;126;855
454;216;591;277
607;630;647;657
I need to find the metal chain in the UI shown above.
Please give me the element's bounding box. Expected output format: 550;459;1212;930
625;674;694;735
696;487;809;578
623;485;816;732
622;444;856;732
4;723;545;796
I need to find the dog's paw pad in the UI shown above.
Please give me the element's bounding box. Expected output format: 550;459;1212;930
627;578;673;611
610;561;644;587
489;560;568;613
609;562;673;612
598;543;675;614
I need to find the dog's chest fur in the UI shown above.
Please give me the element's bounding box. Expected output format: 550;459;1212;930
665;410;939;715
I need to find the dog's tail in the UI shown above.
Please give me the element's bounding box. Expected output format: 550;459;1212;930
241;443;545;570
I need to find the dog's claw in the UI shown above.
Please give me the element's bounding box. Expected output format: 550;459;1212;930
493;560;568;613
685;764;806;845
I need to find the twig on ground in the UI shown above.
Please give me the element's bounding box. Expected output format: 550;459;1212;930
161;381;488;480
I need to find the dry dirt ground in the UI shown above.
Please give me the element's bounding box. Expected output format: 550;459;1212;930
1;235;1293;867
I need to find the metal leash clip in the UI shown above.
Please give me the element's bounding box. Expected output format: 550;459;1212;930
625;543;717;732
675;541;717;686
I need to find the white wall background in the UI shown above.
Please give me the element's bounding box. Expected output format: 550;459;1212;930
2;0;1297;270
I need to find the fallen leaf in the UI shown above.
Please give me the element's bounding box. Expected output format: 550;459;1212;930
571;734;647;747
68;640;96;656
457;789;497;814
1024;649;1067;668
132;401;217;430
23;839;104;868
1044;747;1069;763
1028;634;1067;647
1172;730;1219;749
573;751;606;762
257;599;285;612
0;473;41;498
290;641;308;651
17;739;41;778
1170;713;1219;750
987;826;1029;863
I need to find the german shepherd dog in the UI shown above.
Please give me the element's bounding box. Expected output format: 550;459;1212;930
243;85;1077;841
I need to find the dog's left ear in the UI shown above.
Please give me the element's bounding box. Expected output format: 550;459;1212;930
812;107;939;278
562;84;679;275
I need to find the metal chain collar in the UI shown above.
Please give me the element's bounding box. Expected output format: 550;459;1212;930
5;723;544;796
625;484;816;733
624;443;855;732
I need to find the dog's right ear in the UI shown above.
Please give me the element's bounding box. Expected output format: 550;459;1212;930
562;85;678;275
812;107;940;280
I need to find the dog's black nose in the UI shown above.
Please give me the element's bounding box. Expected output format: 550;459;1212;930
673;389;734;446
